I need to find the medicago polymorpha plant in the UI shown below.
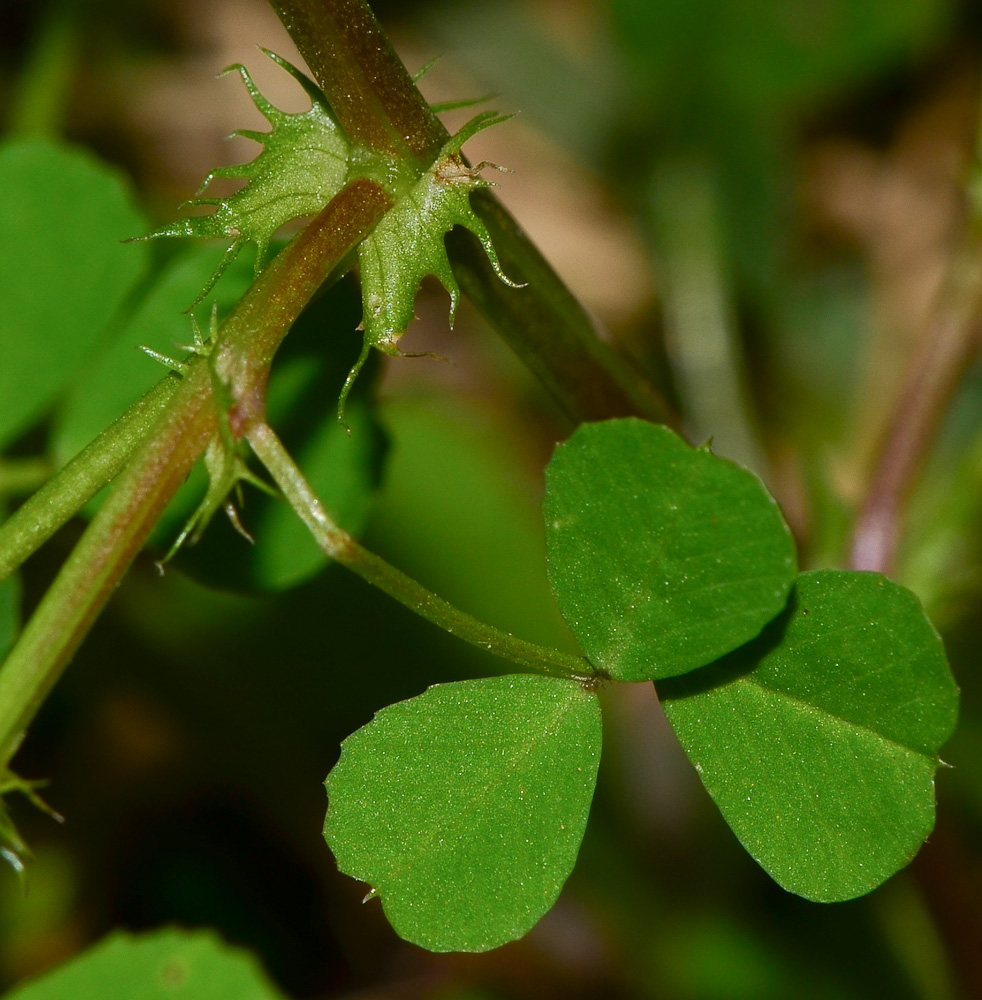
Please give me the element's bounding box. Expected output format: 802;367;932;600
0;0;960;963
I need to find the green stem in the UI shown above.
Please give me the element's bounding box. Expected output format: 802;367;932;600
453;191;676;426
0;360;217;765
248;420;599;681
649;159;763;466
213;177;391;429
0;181;392;771
0;375;181;583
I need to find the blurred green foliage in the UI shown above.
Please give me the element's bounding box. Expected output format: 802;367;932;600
4;928;286;999
0;139;147;451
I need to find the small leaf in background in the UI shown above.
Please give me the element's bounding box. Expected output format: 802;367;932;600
0;139;148;450
544;419;796;681
324;674;602;952
659;569;959;901
2;927;286;1000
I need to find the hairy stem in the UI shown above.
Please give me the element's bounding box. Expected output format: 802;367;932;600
213;178;390;426
248;420;599;680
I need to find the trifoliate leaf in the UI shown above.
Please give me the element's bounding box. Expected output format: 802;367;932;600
659;570;959;902
339;112;523;418
138;50;349;300
544;419;797;681
324;674;602;952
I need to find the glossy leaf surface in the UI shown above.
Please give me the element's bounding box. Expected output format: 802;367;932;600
544;419;796;680
4;927;286;1000
324;674;602;952
0;139;147;450
660;569;959;901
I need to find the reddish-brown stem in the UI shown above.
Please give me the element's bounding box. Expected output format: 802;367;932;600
0;362;216;762
215;177;391;433
267;0;446;164
0;180;391;768
849;259;982;574
269;0;676;429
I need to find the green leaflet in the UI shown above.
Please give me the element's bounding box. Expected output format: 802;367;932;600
3;928;286;1000
324;674;602;953
544;419;797;681
139;49;349;301
660;570;959;901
